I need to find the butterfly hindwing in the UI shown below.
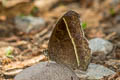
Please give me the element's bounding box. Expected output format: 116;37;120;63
48;11;91;70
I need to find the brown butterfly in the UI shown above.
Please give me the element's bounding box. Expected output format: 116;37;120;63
48;10;91;71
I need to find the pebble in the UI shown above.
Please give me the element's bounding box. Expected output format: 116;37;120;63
15;16;46;33
14;61;79;80
115;15;120;23
111;0;120;6
89;38;113;55
75;63;115;80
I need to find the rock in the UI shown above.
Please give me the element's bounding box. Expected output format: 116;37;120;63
110;0;120;6
15;16;46;33
86;63;115;79
75;63;115;80
14;61;79;80
115;15;120;23
89;38;113;55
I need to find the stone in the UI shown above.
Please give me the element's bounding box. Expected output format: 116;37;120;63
111;0;120;6
115;15;120;23
15;16;46;33
14;61;79;80
75;63;115;80
89;38;113;55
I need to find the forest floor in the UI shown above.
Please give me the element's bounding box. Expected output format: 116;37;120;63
0;0;120;80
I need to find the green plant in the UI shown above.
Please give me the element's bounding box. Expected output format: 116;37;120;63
109;8;115;16
19;13;25;18
81;22;87;29
5;47;14;58
31;6;39;15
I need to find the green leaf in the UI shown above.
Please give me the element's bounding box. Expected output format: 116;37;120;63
31;6;39;15
19;13;25;18
109;8;115;16
81;22;87;29
5;47;14;58
32;6;39;12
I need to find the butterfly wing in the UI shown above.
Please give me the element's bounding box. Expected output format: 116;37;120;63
48;10;91;70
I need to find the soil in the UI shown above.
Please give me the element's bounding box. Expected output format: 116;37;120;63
0;0;120;80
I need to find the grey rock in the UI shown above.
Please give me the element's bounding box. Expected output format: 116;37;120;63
89;38;113;54
110;0;120;6
15;16;46;33
14;61;79;80
115;15;120;23
75;63;115;80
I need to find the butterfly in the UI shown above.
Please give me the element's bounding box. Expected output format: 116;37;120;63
48;10;91;71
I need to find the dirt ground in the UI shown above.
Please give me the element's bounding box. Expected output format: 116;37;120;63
0;0;120;80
